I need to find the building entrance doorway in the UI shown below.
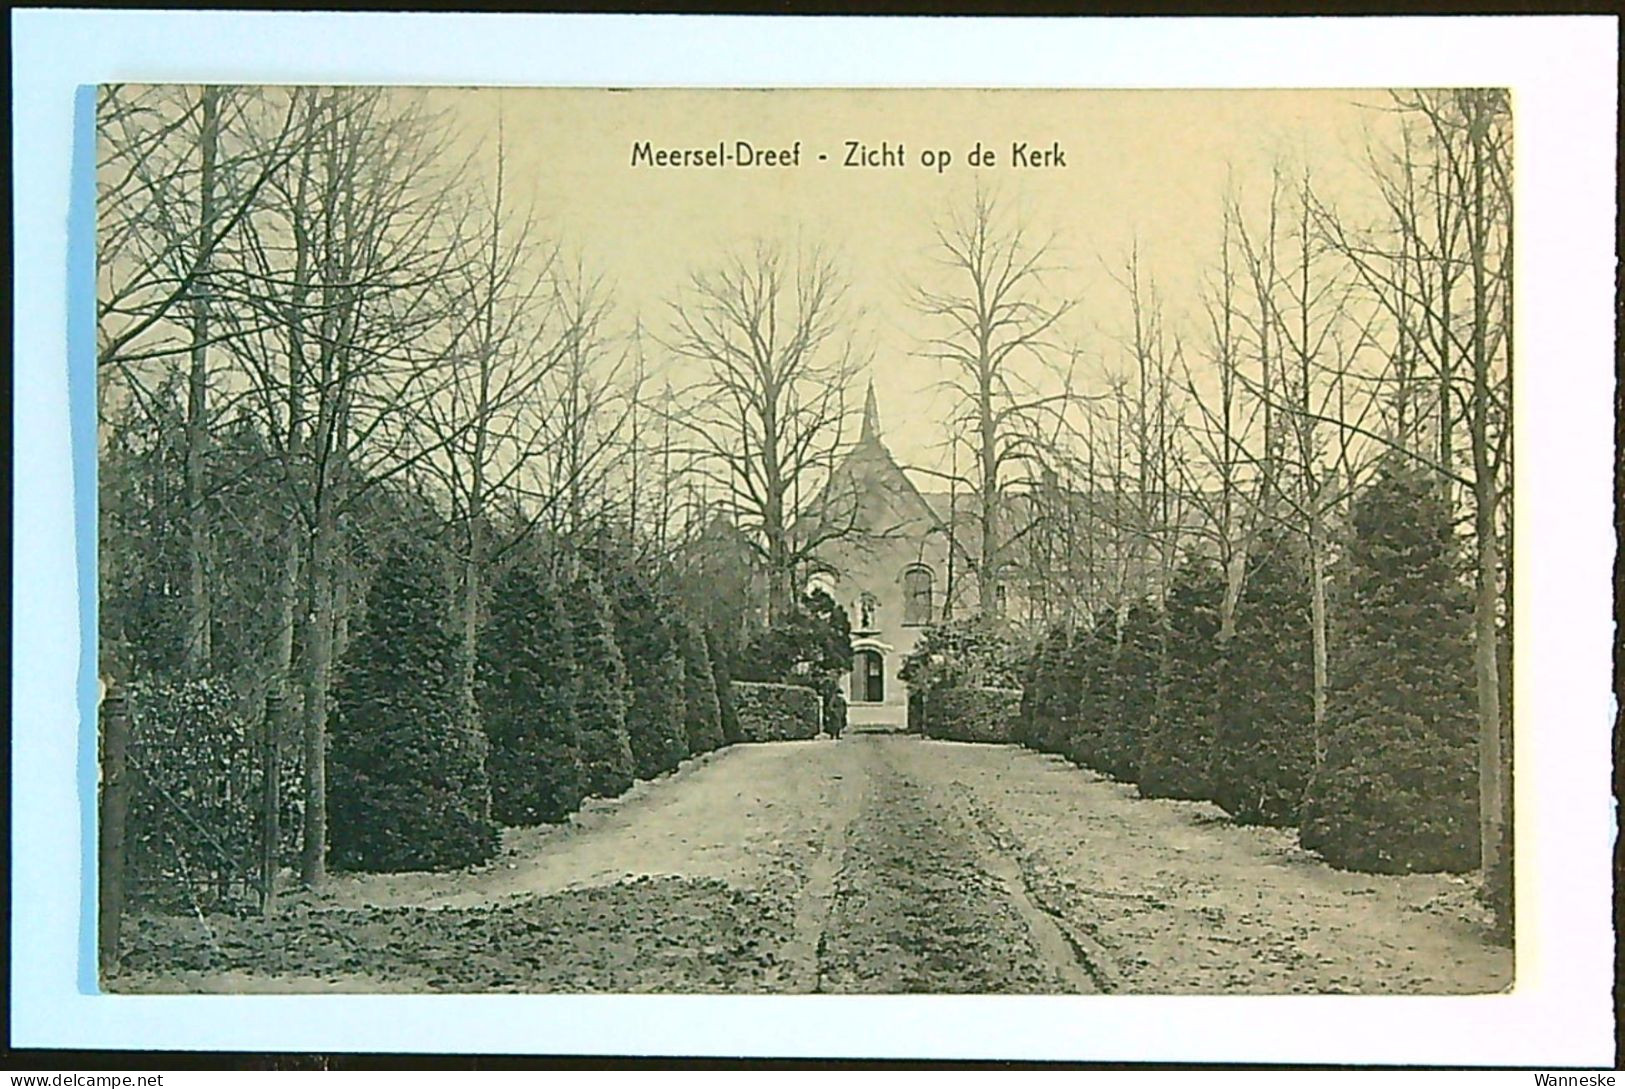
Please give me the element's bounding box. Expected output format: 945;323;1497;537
853;649;885;703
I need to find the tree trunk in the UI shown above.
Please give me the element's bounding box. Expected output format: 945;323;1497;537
1466;92;1507;916
1308;522;1329;763
298;510;336;887
182;87;220;675
979;376;1000;616
260;690;285;915
98;689;132;977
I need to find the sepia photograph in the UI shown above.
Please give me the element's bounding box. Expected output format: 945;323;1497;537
90;84;1519;999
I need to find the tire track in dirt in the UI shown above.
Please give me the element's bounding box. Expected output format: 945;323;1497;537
813;736;1093;994
780;741;864;992
943;780;1119;992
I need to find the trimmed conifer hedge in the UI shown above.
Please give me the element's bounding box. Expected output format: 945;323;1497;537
328;537;498;872
731;681;821;741
569;569;636;799
1209;530;1315;826
1019;623;1075;755
1298;463;1480;873
478;565;584;826
610;569;691;780
678;619;725;756
1102;603;1161;783
708;625;744;746
1140;558;1225;801
1064;609;1119;772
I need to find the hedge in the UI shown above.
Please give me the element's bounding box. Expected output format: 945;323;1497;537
919;685;1023;743
1209;530;1316;827
124;676;261;908
730;681;822;741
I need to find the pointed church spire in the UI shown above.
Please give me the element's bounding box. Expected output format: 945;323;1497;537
861;380;882;442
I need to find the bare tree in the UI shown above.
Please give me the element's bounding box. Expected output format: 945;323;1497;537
411;130;569;725
97;86;307;677
222;87;476;885
1314;90;1512;914
1175;199;1268;638
911;187;1076;617
665;240;863;624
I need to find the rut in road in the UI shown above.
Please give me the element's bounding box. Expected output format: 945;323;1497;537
813;736;1096;994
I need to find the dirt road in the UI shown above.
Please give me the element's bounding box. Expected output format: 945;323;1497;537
120;733;1512;994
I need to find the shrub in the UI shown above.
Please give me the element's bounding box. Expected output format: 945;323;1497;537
735;589;853;688
123;676;258;908
708;625;744;745
1018;623;1075;754
730;681;821;741
609;567;690;780
898;615;1022;695
1209;530;1315;826
328;536;498;872
1064;608;1119;772
478;565;584;826
568;569;635;798
678;620;726;756
1101;601;1161;782
1298;463;1480;873
1140;557;1225;800
921;686;1023;743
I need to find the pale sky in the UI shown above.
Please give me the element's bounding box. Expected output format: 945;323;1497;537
427;87;1403;482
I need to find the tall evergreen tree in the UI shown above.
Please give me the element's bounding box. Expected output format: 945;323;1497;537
1019;623;1074;754
707;623;744;745
1065;607;1120;772
569;568;636;798
609;566;690;779
1209;529;1315;826
1103;601;1162;783
1141;557;1225;800
479;565;585;826
678;618;726;755
1299;462;1479;872
328;536;498;872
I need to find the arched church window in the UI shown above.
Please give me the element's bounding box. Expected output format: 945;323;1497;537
902;565;933;626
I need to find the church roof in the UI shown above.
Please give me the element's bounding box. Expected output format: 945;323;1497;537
792;378;952;553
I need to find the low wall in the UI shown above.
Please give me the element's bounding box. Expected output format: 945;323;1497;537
729;681;822;742
918;685;1024;743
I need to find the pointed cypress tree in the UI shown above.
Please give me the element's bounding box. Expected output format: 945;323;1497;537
1020;623;1075;754
609;567;690;779
1209;529;1315;826
1299;462;1479;872
1141;557;1225;800
328;536;498;872
678;618;725;755
708;623;744;745
569;569;635;798
1065;607;1119;771
1104;600;1162;783
478;565;584;826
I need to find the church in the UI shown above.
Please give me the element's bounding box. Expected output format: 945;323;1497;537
690;379;1149;733
801;383;971;731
